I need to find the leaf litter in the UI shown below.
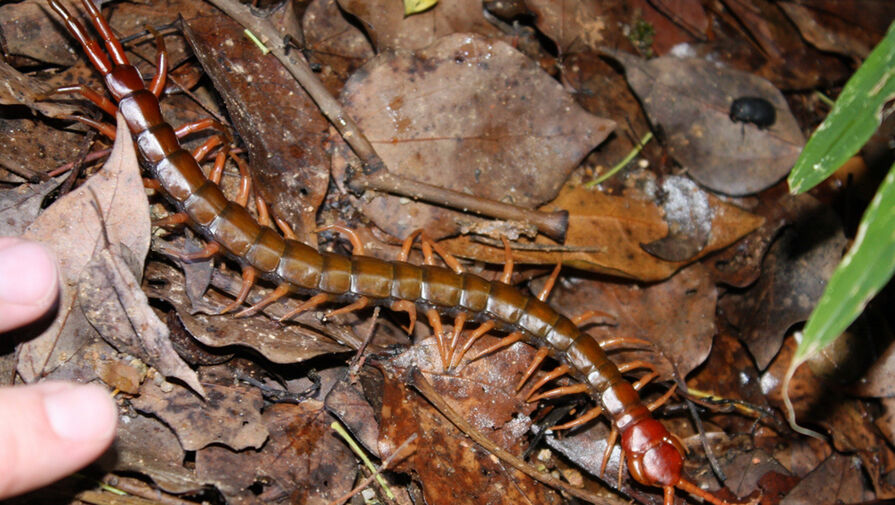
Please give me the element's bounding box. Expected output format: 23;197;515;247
1;1;893;505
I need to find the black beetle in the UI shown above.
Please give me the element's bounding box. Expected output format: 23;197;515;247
729;96;776;129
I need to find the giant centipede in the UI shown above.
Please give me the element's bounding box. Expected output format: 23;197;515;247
45;1;754;504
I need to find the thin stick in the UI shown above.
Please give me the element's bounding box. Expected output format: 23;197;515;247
408;367;614;504
331;421;395;499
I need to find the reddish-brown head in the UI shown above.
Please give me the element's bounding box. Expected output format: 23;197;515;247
621;418;685;487
105;65;145;101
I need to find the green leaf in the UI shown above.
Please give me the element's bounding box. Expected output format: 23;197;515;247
404;0;438;16
788;21;895;194
793;162;895;364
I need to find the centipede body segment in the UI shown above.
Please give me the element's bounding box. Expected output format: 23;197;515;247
45;1;755;504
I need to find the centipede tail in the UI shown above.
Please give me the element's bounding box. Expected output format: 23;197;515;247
49;2;755;504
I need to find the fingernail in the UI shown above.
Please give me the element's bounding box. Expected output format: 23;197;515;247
44;385;116;441
0;240;57;305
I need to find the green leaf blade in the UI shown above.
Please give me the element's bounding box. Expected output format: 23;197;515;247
794;162;895;363
788;21;895;194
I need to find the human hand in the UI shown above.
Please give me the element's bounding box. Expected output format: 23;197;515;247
0;237;118;498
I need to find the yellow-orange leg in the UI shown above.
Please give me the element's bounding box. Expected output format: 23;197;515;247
524;364;570;401
166;240;221;262
390;300;417;334
468;332;523;362
499;236;513;283
220;266;257;314
516;347;549;391
550;406;603;431
325;296;370;320
278;292;330;322
570;309;615;326
527;383;589;402
235;284;291;318
426;309;449;370
446;312;467;367
599;427;619;477
537;263;562;301
599;336;652;351
319;224;365;255
450;320;495;368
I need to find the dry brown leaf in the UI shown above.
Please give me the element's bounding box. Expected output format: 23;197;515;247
337;0;502;51
720;195;846;369
0;0;79;66
183;14;330;242
0;176;62;236
302;0;376;96
538;262;717;380
132;380;268;451
603;49;804;196
333;34;615;240
108;411;202;494
439;182;764;282
525;0;609;54
196;401;355;503
779;453;867;505
79;243;204;396
376;338;561;505
144;262;349;364
18;116;150;382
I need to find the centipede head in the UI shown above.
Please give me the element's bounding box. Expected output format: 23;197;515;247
620;418;685;488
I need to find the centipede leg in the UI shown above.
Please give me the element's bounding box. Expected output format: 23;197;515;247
279;292;330;321
144;25;168;98
646;384;677;412
499;236;513;283
450;320;495;368
167;240;221;261
390;300;417;334
326;296;370;320
426;309;449;370
550;406;602;431
40;84;118;117
599;336;652;351
527;383;589;402
59;114;117;139
220;266;257;314
525;364;570;401
599;426;619;478
318;224;365;255
468;331;523;361
570;309;615;326
446;312;467;367
235;284;291;318
537;263;562;301
516;347;548;391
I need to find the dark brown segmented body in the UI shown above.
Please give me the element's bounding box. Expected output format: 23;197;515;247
48;2;752;503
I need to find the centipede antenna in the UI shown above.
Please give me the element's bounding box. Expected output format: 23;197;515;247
78;0;130;66
47;0;112;74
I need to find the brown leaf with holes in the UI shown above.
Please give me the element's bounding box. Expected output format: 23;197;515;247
132;380;268;451
18;116;150;382
376;338;562;505
440;181;763;281
333;34;614;240
196;401;355;503
0;177;62;236
604;49;804;195
337;0;503;51
183;14;330;243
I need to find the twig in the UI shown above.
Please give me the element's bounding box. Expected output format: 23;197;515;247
350;306;380;377
203;0;569;243
408;367;614;504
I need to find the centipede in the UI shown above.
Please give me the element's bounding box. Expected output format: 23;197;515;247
45;1;754;504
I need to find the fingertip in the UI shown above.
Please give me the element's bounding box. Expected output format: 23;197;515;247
0;238;59;333
0;382;118;499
